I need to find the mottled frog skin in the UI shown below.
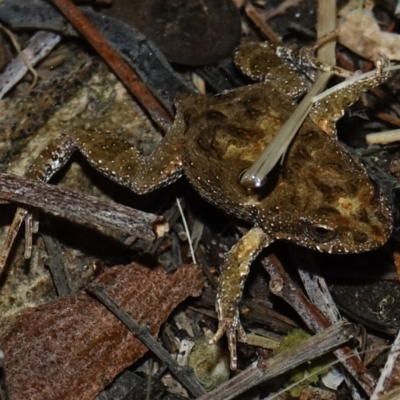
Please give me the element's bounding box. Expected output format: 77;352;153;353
179;83;391;254
0;41;393;369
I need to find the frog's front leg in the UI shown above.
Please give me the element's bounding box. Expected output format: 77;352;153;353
310;56;389;136
210;227;273;370
0;120;185;273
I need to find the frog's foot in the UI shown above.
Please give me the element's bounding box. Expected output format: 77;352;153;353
310;55;390;137
210;227;272;369
209;313;247;370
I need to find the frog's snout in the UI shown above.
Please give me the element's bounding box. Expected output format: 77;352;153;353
347;189;392;252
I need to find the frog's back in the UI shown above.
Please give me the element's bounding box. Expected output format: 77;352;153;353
176;82;391;253
177;83;296;221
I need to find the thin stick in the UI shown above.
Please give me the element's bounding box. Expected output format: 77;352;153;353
49;0;172;132
0;30;61;99
87;282;206;398
176;197;196;264
240;0;338;188
244;3;281;43
366;129;400;145
41;220;72;297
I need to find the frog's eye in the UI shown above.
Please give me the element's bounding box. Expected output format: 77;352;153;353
305;224;337;243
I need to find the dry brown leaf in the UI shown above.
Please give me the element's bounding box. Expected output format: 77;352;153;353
0;262;204;400
338;9;400;61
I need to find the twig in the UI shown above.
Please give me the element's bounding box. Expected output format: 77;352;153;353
371;329;400;399
0;30;61;99
260;0;304;21
240;0;337;188
87;282;206;398
262;255;377;396
376;113;400;128
176;197;196;264
316;0;336;64
240;75;330;188
366;129;400;145
40;220;72;297
244;3;281;43
0;173;167;241
198;321;358;400
49;0;172;132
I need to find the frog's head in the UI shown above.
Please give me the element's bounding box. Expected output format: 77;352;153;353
263;130;392;254
291;182;391;254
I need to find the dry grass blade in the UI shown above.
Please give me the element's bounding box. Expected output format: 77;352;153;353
240;0;338;188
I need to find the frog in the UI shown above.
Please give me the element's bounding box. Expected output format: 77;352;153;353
0;40;392;370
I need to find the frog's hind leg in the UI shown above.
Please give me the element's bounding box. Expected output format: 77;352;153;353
69;125;184;194
309;56;389;137
210;227;273;370
0;121;184;274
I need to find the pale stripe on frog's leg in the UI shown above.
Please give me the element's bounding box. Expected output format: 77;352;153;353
309;56;389;137
209;227;273;370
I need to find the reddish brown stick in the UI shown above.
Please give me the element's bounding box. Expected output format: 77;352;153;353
50;0;173;132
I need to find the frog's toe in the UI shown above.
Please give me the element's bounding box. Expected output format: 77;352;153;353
375;53;390;70
209;319;247;370
373;53;390;81
209;324;227;345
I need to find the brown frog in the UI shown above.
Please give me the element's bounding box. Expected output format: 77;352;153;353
0;41;392;369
